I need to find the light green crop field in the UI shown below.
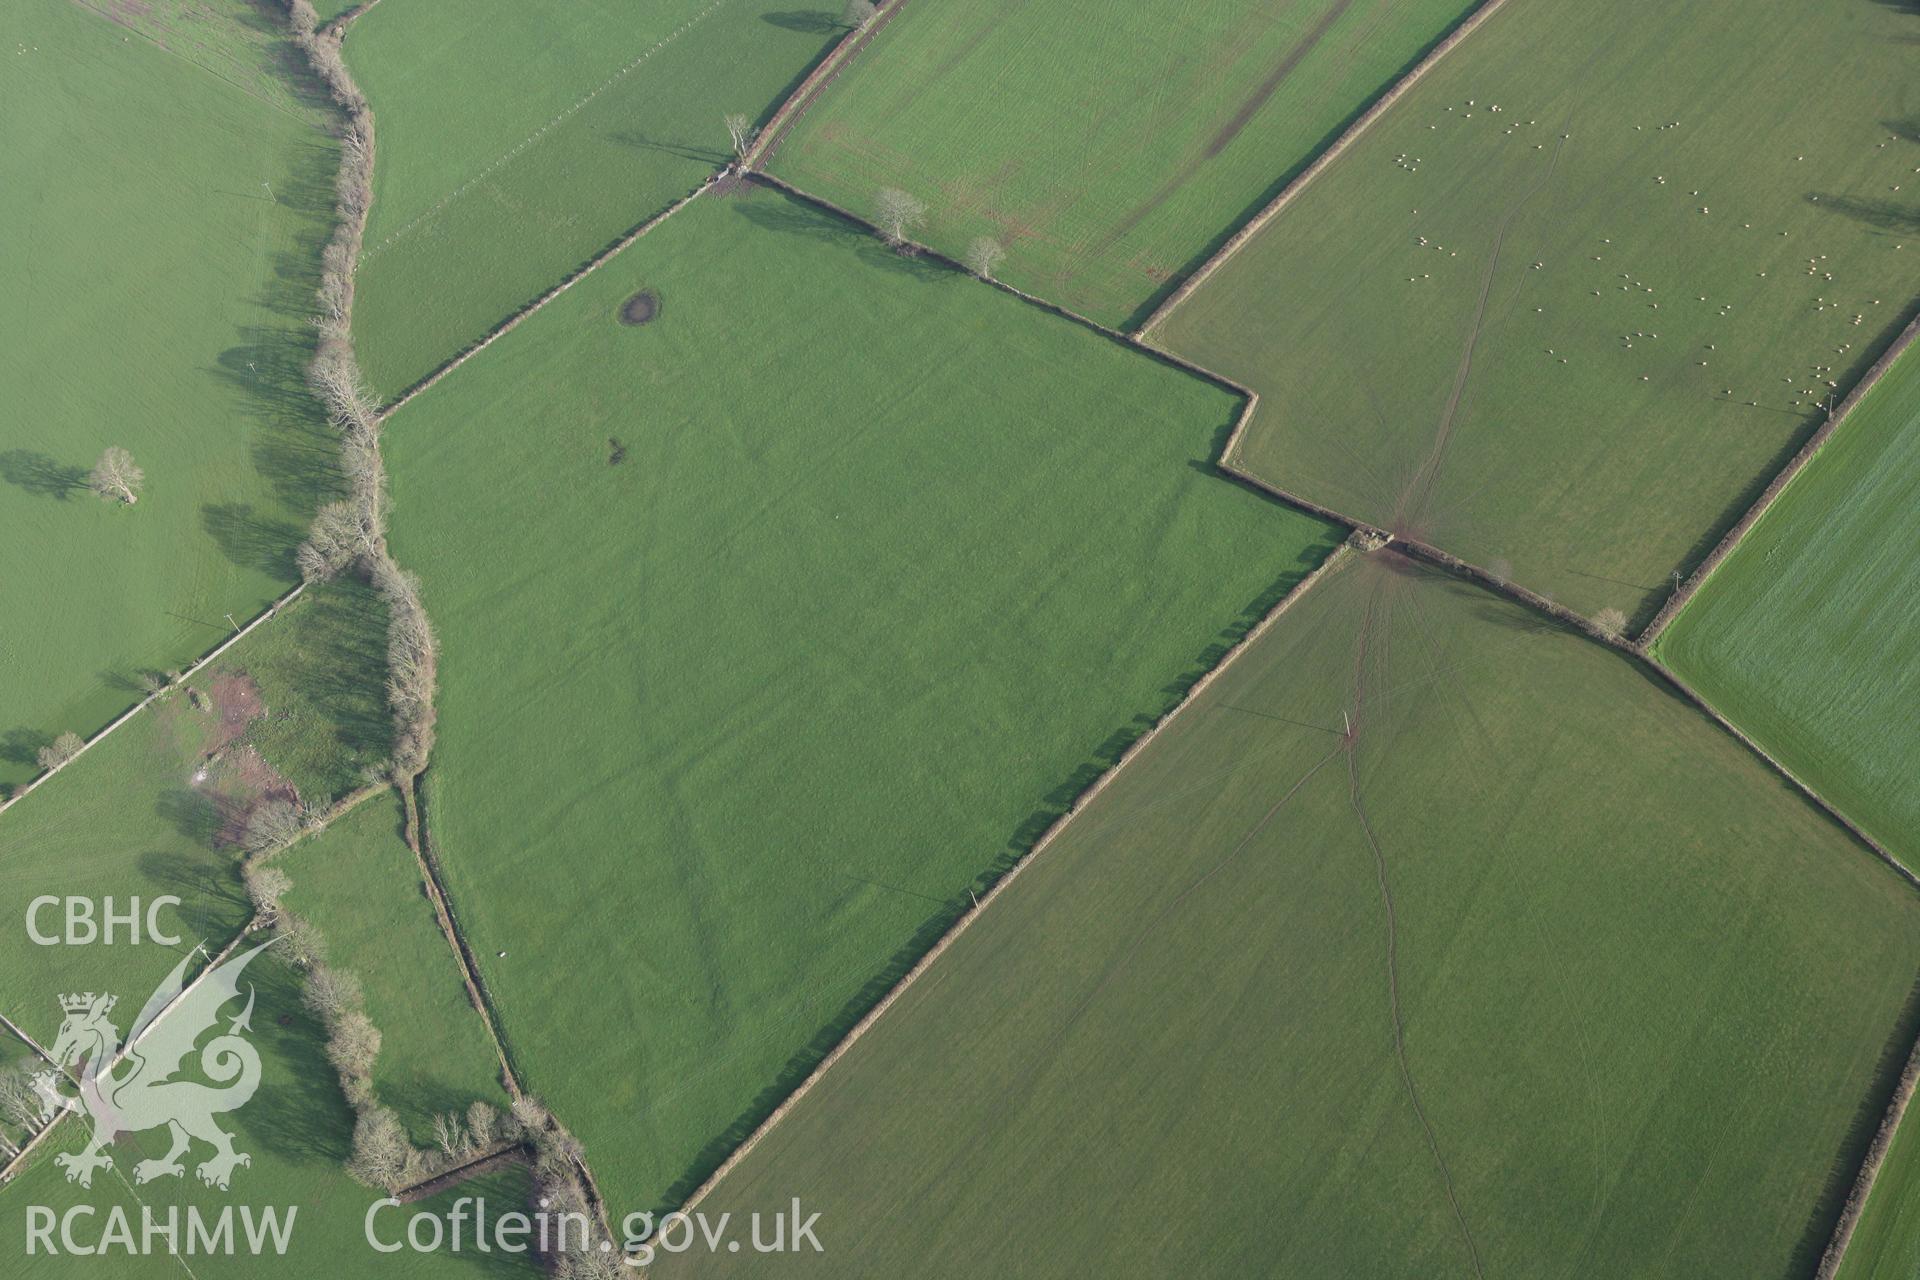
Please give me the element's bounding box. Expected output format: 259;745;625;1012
1657;342;1920;874
1154;0;1920;622
342;0;844;395
280;796;509;1140
769;0;1480;330
0;959;540;1279
655;552;1920;1279
381;186;1339;1216
0;0;339;793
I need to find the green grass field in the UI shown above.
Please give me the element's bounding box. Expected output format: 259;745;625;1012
280;796;510;1141
0;959;540;1279
768;0;1480;329
0;578;388;1044
342;0;844;395
1154;0;1920;622
653;551;1920;1278
1657;341;1920;865
0;0;339;792
0;699;254;1048
217;577;393;805
380;185;1339;1216
1839;1090;1920;1280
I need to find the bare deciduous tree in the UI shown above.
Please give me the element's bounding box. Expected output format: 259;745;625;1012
1485;556;1513;585
432;1111;466;1160
245;864;294;921
302;964;364;1022
1592;607;1629;640
347;1106;410;1188
243;798;306;856
326;1009;383;1081
466;1100;497;1150
0;1068;48;1135
376;560;439;778
873;187;927;250
299;500;372;582
722;112;757;162
963;236;1005;279
278;912;328;968
36;732;83;773
843;0;877;25
87;447;143;505
510;1095;552;1138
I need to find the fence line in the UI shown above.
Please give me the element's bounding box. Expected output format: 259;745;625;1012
0;582;307;821
1636;311;1920;647
1133;0;1515;341
746;0;912;169
675;543;1357;1217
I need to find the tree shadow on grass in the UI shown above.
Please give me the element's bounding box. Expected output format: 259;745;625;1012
762;9;843;33
244;960;354;1166
255;577;394;796
1805;191;1920;234
607;131;729;166
729;191;956;284
0;450;86;500
155;786;232;846
203;502;305;578
135;847;247;943
0;727;54;768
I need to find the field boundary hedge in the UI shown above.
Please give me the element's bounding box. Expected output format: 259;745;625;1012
381;187;709;420
1817;1025;1920;1279
1638;310;1920;646
1133;0;1514;341
746;0;911;170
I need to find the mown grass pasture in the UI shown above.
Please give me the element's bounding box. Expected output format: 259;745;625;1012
1657;342;1920;870
0;959;540;1279
768;0;1480;329
1154;0;1920;621
342;0;845;395
280;796;510;1142
381;185;1339;1216
0;0;341;791
653;552;1920;1279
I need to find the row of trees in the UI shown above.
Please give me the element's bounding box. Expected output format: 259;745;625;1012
873;187;1008;280
242;849;516;1192
288;0;438;786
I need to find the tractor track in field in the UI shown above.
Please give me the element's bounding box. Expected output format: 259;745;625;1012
1345;577;1485;1279
17;1;1919;1269
1091;0;1358;259
1398;121;1567;531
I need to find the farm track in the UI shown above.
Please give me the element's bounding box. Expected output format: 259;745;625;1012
15;0;1920;1268
1346;586;1485;1279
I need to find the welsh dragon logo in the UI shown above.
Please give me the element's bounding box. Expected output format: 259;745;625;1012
36;942;272;1192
